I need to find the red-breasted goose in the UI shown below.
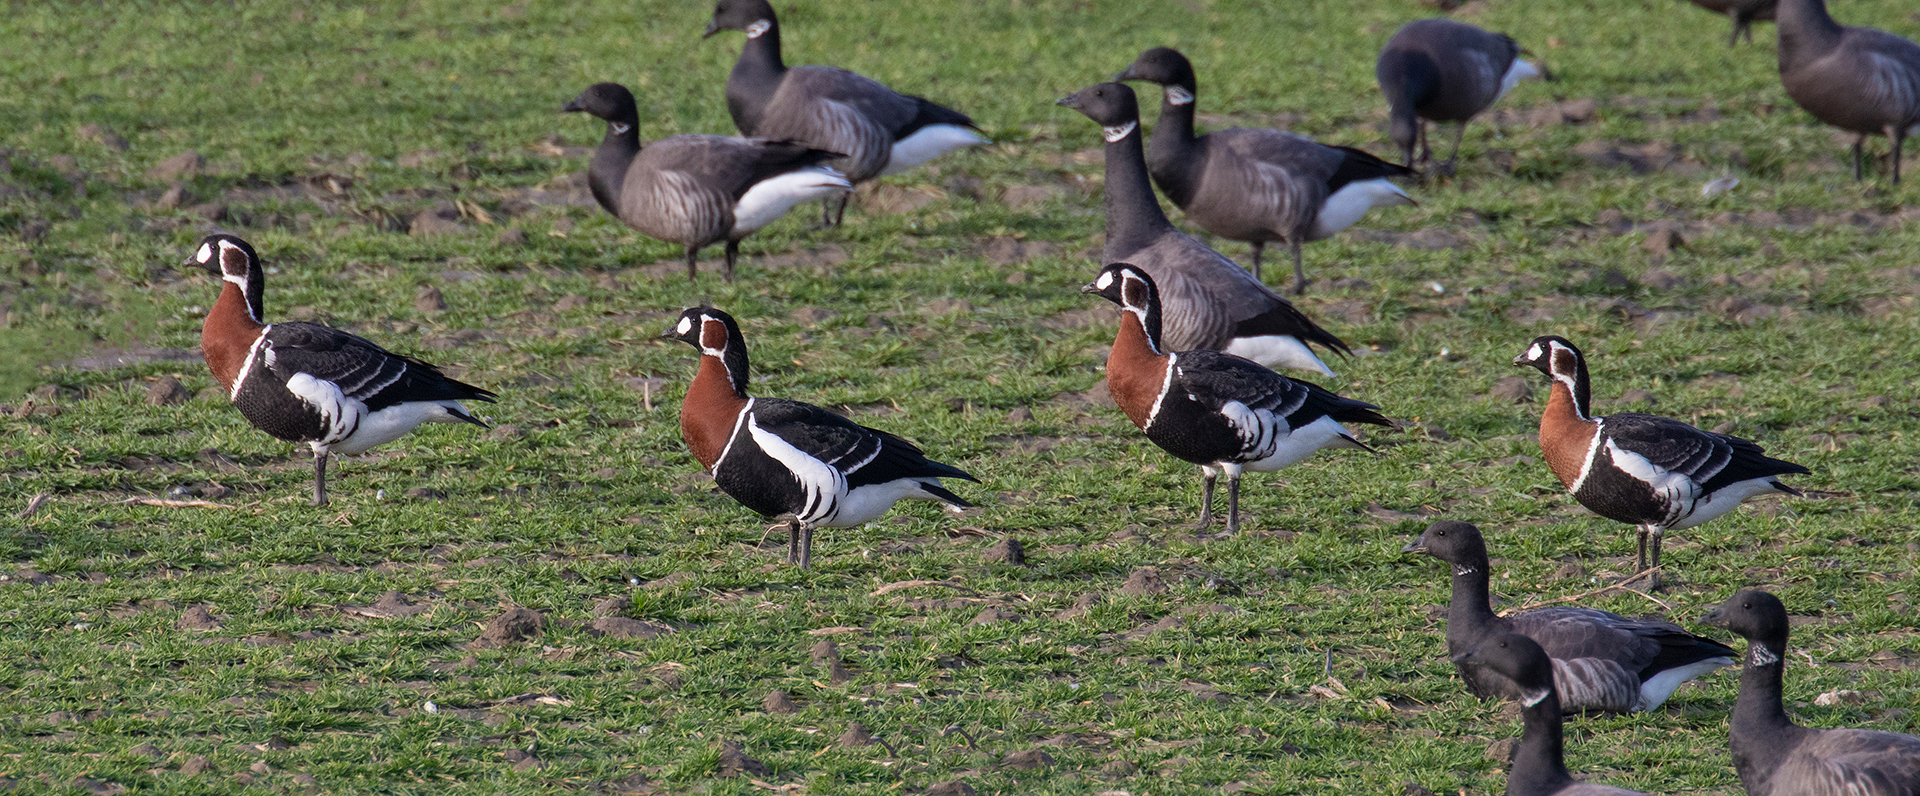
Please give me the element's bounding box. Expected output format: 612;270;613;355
1082;264;1389;533
1058;82;1352;377
1513;337;1808;590
704;0;987;227
188;234;496;505
1115;47;1416;295
1775;0;1920;184
1685;0;1778;46
1702;590;1920;796
564;82;851;281
1405;521;1735;713
1377;19;1540;175
1455;634;1656;796
666;308;977;569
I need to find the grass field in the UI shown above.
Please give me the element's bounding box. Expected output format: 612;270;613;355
2;0;1918;793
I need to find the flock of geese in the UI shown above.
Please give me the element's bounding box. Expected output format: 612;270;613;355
157;0;1919;793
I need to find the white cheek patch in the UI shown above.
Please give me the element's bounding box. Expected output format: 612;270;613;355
1102;121;1138;143
1749;645;1780;667
196;243;213;263
1095;271;1114;290
746;19;770;38
1525;343;1543;361
1165;86;1193;106
676;317;693;335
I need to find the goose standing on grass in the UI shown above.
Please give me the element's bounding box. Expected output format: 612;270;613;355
563;82;851;281
1702;589;1920;796
703;0;988;227
1115;47;1416;295
1083;264;1390;533
1058;82;1352;376
188;234;496;506
1455;635;1656;796
1684;0;1778;46
1775;0;1920;184
1404;521;1736;713
666;307;977;569
1376;19;1541;176
1513;336;1809;590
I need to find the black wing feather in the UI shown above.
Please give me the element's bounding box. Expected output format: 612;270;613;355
1174;351;1391;429
264;322;496;412
750;398;976;489
1605;413;1807;492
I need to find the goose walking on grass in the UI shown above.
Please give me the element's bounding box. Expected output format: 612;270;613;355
704;0;987;227
189;234;496;506
1116;46;1415;294
1377;19;1541;176
564;82;851;281
1775;0;1920;184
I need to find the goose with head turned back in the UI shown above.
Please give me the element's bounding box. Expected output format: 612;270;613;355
1774;0;1920;184
563;82;851;282
1058;82;1352;377
1456;635;1656;796
1405;520;1735;714
1703;589;1920;796
704;0;987;227
1115;47;1415;295
1376;19;1540;176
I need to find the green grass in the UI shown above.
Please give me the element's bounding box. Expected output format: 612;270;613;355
3;0;1919;793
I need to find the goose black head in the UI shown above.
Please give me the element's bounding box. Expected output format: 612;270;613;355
1115;47;1198;96
1056;82;1141;131
1082;263;1165;350
185;232;257;280
1401;520;1487;566
1512;335;1581;377
562;82;639;124
1701;589;1790;644
1455;633;1555;702
666;307;751;395
704;0;776;39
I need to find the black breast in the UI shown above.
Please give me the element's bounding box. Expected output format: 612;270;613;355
710;414;809;519
232;375;329;444
1144;394;1252;467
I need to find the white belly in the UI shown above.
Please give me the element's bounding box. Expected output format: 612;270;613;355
1668;475;1792;530
822;478;947;527
1244;415;1364;472
1496;59;1541;103
880;124;988;176
330;401;469;455
1310;179;1414;240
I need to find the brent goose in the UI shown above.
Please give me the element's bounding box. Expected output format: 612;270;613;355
1083;264;1389;533
188;234;496;505
1456;634;1655;796
1513;337;1808;590
704;0;987;226
1775;0;1920;184
1058;82;1352;376
1405;520;1736;713
563;82;851;281
666;307;977;569
1377;19;1541;175
1703;589;1920;796
1685;0;1778;46
1115;47;1415;294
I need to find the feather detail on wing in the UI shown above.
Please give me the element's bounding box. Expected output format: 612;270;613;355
262;323;494;413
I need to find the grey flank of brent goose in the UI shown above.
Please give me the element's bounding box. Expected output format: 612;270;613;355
1456;635;1655;796
1405;521;1735;714
563;83;851;282
1116;47;1416;295
1703;590;1920;796
1776;0;1920;184
1377;19;1541;176
1684;0;1778;46
704;0;988;227
1057;82;1352;377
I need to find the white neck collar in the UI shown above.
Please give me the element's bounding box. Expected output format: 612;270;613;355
746;19;770;38
1165;86;1193;106
1102;121;1137;143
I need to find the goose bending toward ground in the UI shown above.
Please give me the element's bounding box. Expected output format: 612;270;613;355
1513;336;1808;590
188;234;496;505
704;0;987;226
1405;520;1735;713
1775;0;1920;184
1116;47;1415;295
1456;635;1656;796
1377;19;1541;175
667;307;977;569
1684;0;1778;46
564;83;851;281
1084;264;1389;533
1058;82;1352;376
1702;590;1920;796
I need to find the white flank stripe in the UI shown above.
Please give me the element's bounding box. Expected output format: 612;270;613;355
1311;179;1414;239
285;372;361;445
746;412;847;524
880;124;988;176
733;167;852;234
1602;437;1698;525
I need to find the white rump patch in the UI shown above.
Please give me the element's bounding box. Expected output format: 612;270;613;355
881;124;988;176
1223;335;1333;377
746;19;770;38
1102;121;1137;143
1634;656;1734;711
734;167;852;234
1498;59;1541;102
1245;414;1360;472
1165;85;1193;106
336;401;467;455
1749;644;1780;667
1311;179;1414;239
1521;688;1551;708
1670;475;1793;530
